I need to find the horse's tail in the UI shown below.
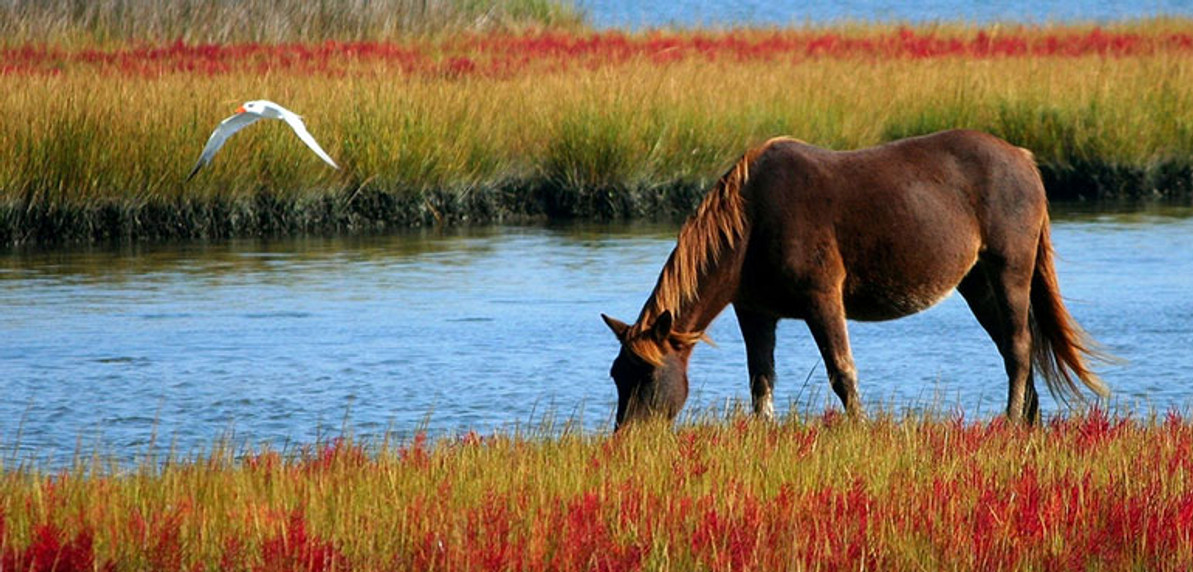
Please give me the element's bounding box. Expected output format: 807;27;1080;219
1029;217;1111;404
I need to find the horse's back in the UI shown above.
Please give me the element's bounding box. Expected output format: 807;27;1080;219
748;130;1046;244
756;129;1039;197
740;130;1047;321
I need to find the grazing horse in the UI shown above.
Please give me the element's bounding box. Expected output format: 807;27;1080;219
602;129;1108;429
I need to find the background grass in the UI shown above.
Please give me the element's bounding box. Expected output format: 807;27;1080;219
0;0;585;45
3;21;1193;244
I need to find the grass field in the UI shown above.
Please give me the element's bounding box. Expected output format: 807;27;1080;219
3;19;1193;244
2;409;1192;570
6;5;1190;570
0;0;586;45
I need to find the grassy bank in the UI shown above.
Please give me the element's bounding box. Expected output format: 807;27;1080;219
2;410;1192;570
4;23;1193;245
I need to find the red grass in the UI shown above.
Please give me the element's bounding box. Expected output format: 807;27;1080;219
4;412;1193;570
4;27;1193;77
389;414;1193;571
255;510;347;572
0;518;108;572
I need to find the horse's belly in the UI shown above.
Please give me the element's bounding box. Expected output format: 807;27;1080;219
841;246;977;321
843;285;955;321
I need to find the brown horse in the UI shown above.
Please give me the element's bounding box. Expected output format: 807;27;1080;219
602;129;1108;429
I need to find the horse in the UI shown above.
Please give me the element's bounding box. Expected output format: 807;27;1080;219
602;129;1108;429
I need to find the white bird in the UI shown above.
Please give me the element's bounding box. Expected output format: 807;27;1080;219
187;100;339;181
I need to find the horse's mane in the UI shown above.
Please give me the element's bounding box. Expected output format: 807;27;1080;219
627;138;787;363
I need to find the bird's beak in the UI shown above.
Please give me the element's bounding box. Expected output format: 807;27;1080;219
235;105;246;114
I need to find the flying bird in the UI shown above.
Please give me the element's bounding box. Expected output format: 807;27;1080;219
187;100;339;181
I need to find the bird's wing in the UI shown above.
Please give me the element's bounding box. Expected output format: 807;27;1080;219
279;112;340;170
186;112;263;181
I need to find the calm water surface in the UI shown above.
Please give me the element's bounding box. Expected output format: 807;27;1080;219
3;205;1193;466
582;0;1193;29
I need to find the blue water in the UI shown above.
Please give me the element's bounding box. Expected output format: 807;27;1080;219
3;206;1193;467
581;0;1192;29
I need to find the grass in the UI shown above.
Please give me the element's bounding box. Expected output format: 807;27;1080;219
4;22;1193;244
0;0;586;46
2;409;1193;570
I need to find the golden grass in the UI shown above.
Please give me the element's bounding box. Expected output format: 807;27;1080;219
3;55;1189;199
3;22;1193;243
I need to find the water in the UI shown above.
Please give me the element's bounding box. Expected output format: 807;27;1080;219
3;206;1193;467
581;0;1192;29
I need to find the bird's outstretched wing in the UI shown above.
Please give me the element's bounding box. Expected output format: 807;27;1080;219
186;112;263;181
278;111;340;170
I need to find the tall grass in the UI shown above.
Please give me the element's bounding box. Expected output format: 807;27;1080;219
3;24;1193;244
0;0;585;45
2;409;1193;570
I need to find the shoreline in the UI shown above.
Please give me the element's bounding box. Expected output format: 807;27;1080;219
4;162;1191;247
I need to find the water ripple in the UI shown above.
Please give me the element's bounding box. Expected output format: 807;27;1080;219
1;217;1191;467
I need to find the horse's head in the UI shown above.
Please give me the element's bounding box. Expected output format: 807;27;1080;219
601;310;696;430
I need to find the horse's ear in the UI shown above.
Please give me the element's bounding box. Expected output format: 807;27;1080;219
650;310;673;342
601;314;630;341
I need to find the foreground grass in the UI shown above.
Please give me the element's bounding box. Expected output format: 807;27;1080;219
2;409;1192;570
4;22;1193;244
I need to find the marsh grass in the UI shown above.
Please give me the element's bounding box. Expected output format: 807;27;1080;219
0;0;585;45
3;408;1193;570
4;25;1193;244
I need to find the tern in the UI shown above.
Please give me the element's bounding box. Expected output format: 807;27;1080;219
187;100;339;181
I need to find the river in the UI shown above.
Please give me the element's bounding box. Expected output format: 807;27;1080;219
2;204;1192;466
581;0;1193;29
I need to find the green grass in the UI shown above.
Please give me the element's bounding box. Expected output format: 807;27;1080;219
4;24;1193;244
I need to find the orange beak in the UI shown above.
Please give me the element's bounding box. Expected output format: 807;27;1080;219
235;105;246;113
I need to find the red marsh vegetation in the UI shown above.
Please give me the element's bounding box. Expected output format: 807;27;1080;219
2;410;1192;570
5;26;1193;78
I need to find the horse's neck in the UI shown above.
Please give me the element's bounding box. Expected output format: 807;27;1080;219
639;238;745;336
636;153;752;336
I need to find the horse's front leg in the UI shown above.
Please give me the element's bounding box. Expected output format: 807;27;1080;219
735;306;779;420
804;292;863;418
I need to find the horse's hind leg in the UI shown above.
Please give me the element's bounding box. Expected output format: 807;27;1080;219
957;260;1039;424
804;292;863;418
735;307;779;420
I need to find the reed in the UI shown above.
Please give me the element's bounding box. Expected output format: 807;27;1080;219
2;409;1192;570
0;0;585;46
3;23;1193;244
